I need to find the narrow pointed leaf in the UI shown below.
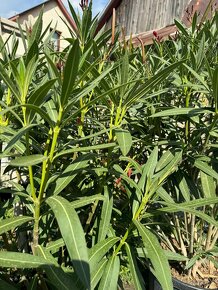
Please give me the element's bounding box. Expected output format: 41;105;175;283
125;243;145;290
71;194;105;209
98;186;113;242
200;171;216;198
53;143;116;161
98;255;120;290
23;104;54;127
61;39;81;106
46;238;65;254
115;129;132;156
0;216;33;235
91;258;107;290
151;107;212;118
53;154;91;195
10;155;48;167
28;8;43;46
3;124;36;154
37;245;79;290
46;196;90;289
195;160;218;180
133;220;173;290
0;63;20;102
28;79;56;107
0;279;17;290
138;147;158;192
213;65;218;113
0;252;53;268
89;237;119;272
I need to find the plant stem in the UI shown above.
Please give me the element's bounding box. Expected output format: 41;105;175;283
210;228;218;250
189;214;195;255
203;114;218;151
114;191;150;256
33;108;63;251
32;198;40;254
205;224;214;251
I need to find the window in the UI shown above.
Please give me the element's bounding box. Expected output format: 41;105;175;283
50;30;61;51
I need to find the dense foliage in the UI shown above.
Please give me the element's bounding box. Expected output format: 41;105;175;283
0;2;217;289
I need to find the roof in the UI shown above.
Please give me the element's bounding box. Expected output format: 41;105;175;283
98;0;218;46
98;0;121;32
9;0;77;32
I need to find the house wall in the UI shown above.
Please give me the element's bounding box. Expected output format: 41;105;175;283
0;0;73;55
0;17;26;56
106;0;191;35
15;0;73;51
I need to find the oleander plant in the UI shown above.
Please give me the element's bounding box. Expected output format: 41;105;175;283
0;1;217;289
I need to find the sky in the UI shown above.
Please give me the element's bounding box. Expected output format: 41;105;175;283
0;0;109;19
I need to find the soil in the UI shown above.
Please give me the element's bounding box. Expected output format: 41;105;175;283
171;265;218;289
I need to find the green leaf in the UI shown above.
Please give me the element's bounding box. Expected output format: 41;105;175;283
61;39;81;106
98;255;120;290
68;1;81;35
0;252;53;268
10;155;48;167
23;57;38;97
0;126;25;155
115;129;132;156
133;220;173;290
125;243;145;290
164;250;188;262
28;8;43;46
125;60;184;108
46;196;90;289
154;151;182;184
71;194;105;209
151;107;212;118
120;52;129;98
0;279;17;290
98;186;113;242
195;160;218;180
91;258;107;290
89;237;120;273
53;154;91;195
156;150;175;172
119;156;142;174
138;147;158;192
200;171;216;198
28;79;56;107
183;64;209;90
0;63;21;102
27;275;38;290
213;65;218;113
0;216;33;235
26;41;39;65
174;19;189;36
156;187;174;203
3;124;36;154
37;245;79;290
46;238;65;254
159;198;218;227
23;104;54;127
177;172;190;201
53;143;116;161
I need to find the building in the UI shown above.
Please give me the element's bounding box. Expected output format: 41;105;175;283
0;0;77;184
0;0;76;55
98;0;218;46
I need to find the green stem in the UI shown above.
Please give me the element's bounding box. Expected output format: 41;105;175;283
114;192;150;256
185;93;190;144
38;124;60;202
33;108;63;251
203;114;218;151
